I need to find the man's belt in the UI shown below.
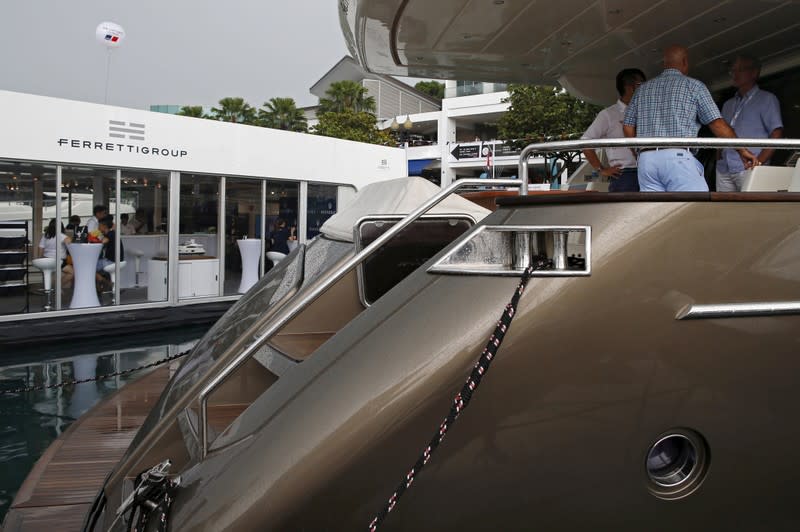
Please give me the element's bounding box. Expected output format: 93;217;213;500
639;147;690;153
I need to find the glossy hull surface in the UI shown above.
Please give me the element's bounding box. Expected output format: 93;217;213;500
153;198;800;530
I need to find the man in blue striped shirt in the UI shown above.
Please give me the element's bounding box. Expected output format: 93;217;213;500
623;45;759;192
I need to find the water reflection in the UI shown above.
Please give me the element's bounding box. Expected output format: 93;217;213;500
0;326;207;521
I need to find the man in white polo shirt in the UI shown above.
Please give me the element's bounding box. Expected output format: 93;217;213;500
581;68;646;192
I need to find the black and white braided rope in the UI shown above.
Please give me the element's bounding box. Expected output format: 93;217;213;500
368;260;545;531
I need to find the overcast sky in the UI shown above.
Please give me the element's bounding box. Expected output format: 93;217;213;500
0;0;352;110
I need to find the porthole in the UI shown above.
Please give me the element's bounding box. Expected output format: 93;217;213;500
645;429;709;500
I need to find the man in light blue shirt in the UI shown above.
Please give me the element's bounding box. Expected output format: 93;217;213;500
717;55;784;191
623;45;759;192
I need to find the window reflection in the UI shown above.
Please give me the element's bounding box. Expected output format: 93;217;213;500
265;181;299;271
0;161;57;314
178;175;221;300
60;166;116;309
120;170;170;305
306;183;339;240
224;178;262;295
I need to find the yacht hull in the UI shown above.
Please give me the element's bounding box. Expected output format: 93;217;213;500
146;196;800;530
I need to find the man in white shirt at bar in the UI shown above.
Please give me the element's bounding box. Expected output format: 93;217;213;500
581;68;646;192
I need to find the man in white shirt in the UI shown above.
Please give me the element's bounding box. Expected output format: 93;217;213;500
87;204;107;233
581;68;646;192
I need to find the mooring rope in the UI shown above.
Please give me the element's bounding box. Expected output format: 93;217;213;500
368;259;546;531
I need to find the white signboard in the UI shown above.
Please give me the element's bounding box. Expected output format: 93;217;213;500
0;90;406;189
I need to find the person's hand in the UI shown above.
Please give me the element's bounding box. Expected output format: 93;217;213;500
599;166;622;178
737;148;760;170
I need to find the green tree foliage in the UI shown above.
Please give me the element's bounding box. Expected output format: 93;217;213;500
177;105;205;118
498;85;602;175
258;97;308;132
313;110;392;145
414;80;445;100
318;80;376;114
498;85;601;145
210;97;257;124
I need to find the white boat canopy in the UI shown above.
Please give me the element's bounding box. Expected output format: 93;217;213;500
340;0;800;105
320;176;491;242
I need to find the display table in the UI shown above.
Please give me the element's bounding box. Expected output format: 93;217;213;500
68;243;103;309
148;255;219;301
119;234;219;289
237;239;261;293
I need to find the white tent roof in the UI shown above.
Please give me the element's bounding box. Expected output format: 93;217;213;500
321;176;490;242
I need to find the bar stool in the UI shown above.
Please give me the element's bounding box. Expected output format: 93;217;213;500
266;251;286;266
31;258;57;311
129;248;144;286
102;261;127;304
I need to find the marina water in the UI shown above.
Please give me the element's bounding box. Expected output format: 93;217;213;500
0;326;209;521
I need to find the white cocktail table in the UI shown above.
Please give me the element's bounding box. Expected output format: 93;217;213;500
237;239;261;294
68;243;103;309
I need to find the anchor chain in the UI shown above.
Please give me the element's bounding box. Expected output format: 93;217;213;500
0;349;191;396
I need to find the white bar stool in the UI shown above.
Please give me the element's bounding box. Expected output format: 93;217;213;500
129;248;144;286
266;251;286;267
31;257;57;311
103;261;127;304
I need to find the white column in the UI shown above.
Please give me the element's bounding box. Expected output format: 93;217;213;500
298;181;308;245
114;169;121;305
260;180;266;278
55;166;62;310
439;101;457;187
218;176;226;296
32;178;43;252
168;171;180;303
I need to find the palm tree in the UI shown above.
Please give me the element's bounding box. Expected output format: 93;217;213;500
177;105;205;118
258;97;308;132
318;80;376;114
209;97;256;124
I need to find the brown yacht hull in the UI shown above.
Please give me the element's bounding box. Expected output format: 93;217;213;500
93;194;800;531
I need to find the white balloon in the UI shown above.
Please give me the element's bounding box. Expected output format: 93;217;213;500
95;21;125;48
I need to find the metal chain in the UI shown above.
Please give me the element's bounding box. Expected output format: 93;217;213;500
368;259;546;531
0;350;191;396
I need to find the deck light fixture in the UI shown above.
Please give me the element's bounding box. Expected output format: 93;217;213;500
390;117;400;130
403;115;413;129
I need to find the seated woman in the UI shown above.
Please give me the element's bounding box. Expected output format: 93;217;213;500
39;218;74;289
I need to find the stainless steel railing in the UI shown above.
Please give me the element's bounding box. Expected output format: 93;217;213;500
517;137;800;196
197;178;523;457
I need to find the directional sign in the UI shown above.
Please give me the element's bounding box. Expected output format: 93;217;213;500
450;144;481;160
450;142;519;161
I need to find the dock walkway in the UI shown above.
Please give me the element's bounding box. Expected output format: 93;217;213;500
2;367;170;531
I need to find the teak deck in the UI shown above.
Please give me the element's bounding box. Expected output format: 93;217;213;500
2;367;171;532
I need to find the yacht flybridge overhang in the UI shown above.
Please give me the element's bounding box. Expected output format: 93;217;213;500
340;0;800;104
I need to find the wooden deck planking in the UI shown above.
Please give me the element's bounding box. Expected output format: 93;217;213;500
3;366;171;531
2;504;92;531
